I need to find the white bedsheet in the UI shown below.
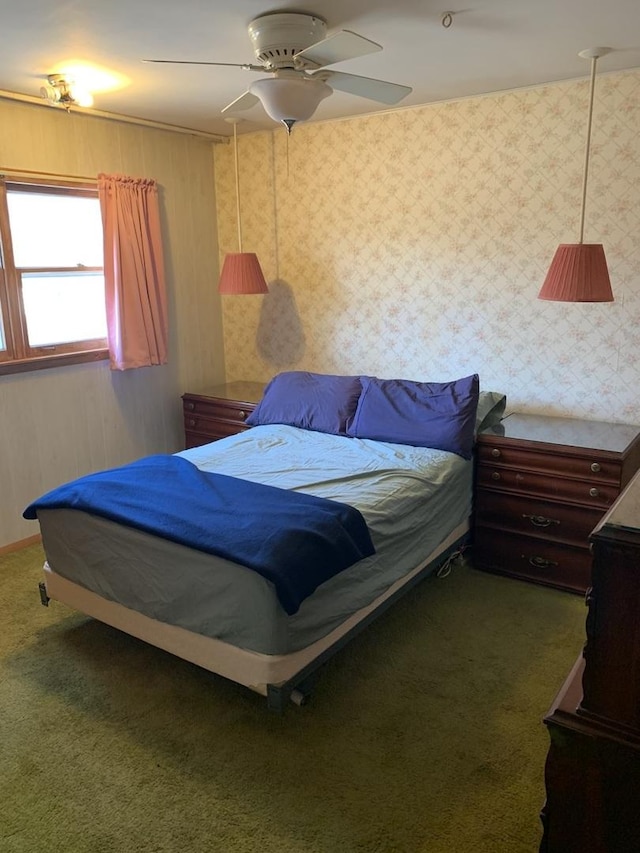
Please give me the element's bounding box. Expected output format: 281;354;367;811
178;423;469;546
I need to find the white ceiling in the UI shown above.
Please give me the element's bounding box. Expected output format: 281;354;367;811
3;0;640;137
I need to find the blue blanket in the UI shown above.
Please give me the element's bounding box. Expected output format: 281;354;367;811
23;455;375;615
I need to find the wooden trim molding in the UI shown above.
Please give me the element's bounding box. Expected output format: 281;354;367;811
0;533;42;556
0;90;226;142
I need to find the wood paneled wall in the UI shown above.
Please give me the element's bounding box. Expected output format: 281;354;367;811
0;99;225;547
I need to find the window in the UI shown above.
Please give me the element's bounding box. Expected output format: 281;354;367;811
0;177;108;374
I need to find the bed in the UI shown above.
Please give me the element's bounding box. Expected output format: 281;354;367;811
25;371;505;710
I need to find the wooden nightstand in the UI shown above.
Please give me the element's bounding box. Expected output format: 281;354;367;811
473;413;640;594
182;381;265;448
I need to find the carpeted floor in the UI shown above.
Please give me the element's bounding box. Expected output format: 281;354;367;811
1;544;585;853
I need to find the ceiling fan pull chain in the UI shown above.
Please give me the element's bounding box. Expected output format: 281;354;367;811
286;127;290;179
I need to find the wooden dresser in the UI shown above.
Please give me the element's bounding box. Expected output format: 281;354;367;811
182;381;264;448
474;414;640;594
540;467;640;852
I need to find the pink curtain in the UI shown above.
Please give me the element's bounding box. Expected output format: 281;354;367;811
98;173;169;370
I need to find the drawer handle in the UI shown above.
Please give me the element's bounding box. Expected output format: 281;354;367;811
491;471;501;481
522;514;560;528
589;487;600;498
238;410;247;420
491;448;501;458
186;402;195;411
188;418;196;427
527;555;559;570
590;462;601;473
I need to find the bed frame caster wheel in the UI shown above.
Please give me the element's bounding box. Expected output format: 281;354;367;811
290;688;311;706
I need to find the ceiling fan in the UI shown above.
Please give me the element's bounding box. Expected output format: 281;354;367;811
144;11;412;131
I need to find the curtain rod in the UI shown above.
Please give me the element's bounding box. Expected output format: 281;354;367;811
0;88;227;143
0;167;97;183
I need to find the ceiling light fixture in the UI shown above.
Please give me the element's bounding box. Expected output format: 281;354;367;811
218;119;269;295
249;71;332;133
538;47;613;302
40;74;94;109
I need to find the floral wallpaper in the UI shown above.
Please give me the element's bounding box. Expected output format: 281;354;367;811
214;69;640;423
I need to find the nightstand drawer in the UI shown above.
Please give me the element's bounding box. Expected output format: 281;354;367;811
475;490;603;548
474;528;592;594
476;465;619;509
183;397;253;424
182;383;263;449
477;444;621;484
183;411;251;433
183;415;252;441
184;429;217;449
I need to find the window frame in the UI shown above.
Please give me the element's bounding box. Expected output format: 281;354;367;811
0;176;108;375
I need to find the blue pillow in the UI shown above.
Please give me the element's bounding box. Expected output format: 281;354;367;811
246;371;362;436
346;374;480;459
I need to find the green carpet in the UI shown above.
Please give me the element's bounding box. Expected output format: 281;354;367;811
1;544;585;853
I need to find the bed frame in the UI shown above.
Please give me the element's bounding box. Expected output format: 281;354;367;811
39;522;468;712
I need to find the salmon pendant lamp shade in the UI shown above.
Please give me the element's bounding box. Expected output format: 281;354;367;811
538;48;613;303
218;252;268;294
218;120;268;295
539;243;612;302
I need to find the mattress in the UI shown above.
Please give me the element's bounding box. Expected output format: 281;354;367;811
37;424;472;656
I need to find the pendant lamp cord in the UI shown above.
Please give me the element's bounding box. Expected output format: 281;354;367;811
233;121;243;253
578;56;598;245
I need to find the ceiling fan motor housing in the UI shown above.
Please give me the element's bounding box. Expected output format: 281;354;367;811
248;13;327;69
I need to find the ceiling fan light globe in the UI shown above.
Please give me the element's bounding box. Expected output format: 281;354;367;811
249;76;331;123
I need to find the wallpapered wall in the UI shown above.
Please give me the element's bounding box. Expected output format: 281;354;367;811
215;69;640;424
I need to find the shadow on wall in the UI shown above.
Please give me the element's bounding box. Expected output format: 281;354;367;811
256;279;306;368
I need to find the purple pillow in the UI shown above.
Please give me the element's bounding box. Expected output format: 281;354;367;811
347;374;480;459
246;371;362;436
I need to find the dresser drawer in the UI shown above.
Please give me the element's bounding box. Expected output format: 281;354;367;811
477;444;622;485
474;528;592;593
475;490;604;548
476;465;619;509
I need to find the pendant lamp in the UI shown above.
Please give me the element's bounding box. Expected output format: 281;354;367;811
538;48;613;302
218;120;268;295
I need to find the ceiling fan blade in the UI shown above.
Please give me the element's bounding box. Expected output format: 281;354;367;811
294;30;381;69
321;71;412;105
143;59;263;71
221;91;261;114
